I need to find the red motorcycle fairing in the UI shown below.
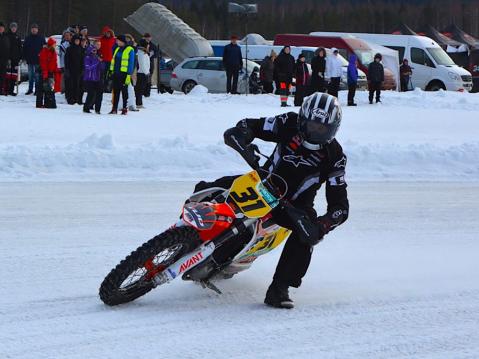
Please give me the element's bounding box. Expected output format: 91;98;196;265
182;202;236;242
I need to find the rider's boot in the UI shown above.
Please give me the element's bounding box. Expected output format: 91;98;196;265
264;280;294;309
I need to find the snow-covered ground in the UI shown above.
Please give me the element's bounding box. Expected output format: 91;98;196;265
1;181;478;358
1;88;479;358
1;87;478;181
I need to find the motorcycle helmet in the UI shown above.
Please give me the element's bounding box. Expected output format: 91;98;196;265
298;92;342;150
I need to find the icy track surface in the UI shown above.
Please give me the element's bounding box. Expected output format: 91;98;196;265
1;87;479;181
1;181;479;358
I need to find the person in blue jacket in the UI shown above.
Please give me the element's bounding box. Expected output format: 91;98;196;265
347;54;358;106
23;24;46;95
222;35;243;94
108;35;135;115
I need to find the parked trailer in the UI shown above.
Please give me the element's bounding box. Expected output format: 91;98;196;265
274;34;398;90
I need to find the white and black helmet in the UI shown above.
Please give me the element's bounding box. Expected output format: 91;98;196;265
298;92;342;150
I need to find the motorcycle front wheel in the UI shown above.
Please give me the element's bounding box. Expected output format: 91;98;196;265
99;227;201;306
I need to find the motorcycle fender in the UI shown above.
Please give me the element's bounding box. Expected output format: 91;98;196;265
154;242;216;284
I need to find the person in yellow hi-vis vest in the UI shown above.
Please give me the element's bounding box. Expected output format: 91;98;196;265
108;35;135;115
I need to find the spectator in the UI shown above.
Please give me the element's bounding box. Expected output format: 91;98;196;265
125;34;138;112
36;37;58;109
347;54;358;106
0;22;10;96
58;29;72;93
400;58;412;92
135;39;150;108
260;50;276;94
99;26;115;92
142;33;158;97
294;53;310;106
326;48;342;98
274;45;295;107
83;42;104;114
222;35;243;94
65;34;84;105
310;47;327;93
80;26;90;46
5;22;22;96
368;53;384;104
109;35;135;115
23;23;46;95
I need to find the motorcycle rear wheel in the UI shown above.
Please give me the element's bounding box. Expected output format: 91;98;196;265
99;227;201;306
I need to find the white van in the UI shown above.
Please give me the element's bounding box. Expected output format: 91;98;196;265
310;32;473;92
210;42;368;89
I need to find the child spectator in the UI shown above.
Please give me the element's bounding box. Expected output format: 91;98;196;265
83;42;104;114
36;38;58;109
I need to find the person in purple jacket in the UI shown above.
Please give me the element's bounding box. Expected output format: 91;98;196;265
347;54;358;106
83;41;104;114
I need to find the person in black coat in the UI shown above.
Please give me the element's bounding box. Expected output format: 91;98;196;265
260;50;276;94
65;35;84;104
367;53;384;104
294;54;310;106
6;22;22;96
310;47;326;93
222;35;243;94
23;24;46;95
274;46;295;107
0;22;11;95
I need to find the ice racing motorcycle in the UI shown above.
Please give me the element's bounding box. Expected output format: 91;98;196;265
99;165;315;306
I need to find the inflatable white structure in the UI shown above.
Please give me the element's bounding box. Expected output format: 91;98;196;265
125;2;214;63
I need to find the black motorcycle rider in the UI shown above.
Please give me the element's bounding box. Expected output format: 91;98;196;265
194;92;349;309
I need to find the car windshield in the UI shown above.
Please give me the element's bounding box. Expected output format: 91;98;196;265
427;48;456;66
353;49;375;65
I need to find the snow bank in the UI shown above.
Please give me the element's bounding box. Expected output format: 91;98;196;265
187;84;209;96
1;87;478;181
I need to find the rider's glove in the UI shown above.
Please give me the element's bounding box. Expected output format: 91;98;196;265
224;127;260;170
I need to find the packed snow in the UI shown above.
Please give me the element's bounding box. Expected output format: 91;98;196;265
1;87;478;181
1;181;478;358
1;88;479;358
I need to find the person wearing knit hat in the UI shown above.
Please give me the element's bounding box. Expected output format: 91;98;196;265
135;39;150;108
6;21;22;95
0;21;10;95
64;34;84;104
109;34;135;115
36;37;58;108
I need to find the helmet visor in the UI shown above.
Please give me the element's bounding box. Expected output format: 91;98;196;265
301;119;339;145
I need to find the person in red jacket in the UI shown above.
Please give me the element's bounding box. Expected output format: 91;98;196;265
36;37;58;109
99;26;116;91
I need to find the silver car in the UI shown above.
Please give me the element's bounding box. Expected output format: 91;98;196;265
170;56;260;94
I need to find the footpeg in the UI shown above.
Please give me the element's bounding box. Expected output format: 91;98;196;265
200;280;222;294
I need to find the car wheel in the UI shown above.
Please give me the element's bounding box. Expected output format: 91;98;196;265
426;80;446;91
182;80;197;94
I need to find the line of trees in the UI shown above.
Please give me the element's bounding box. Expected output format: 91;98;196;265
1;0;478;39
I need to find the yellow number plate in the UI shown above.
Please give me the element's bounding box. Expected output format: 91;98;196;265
229;171;272;218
